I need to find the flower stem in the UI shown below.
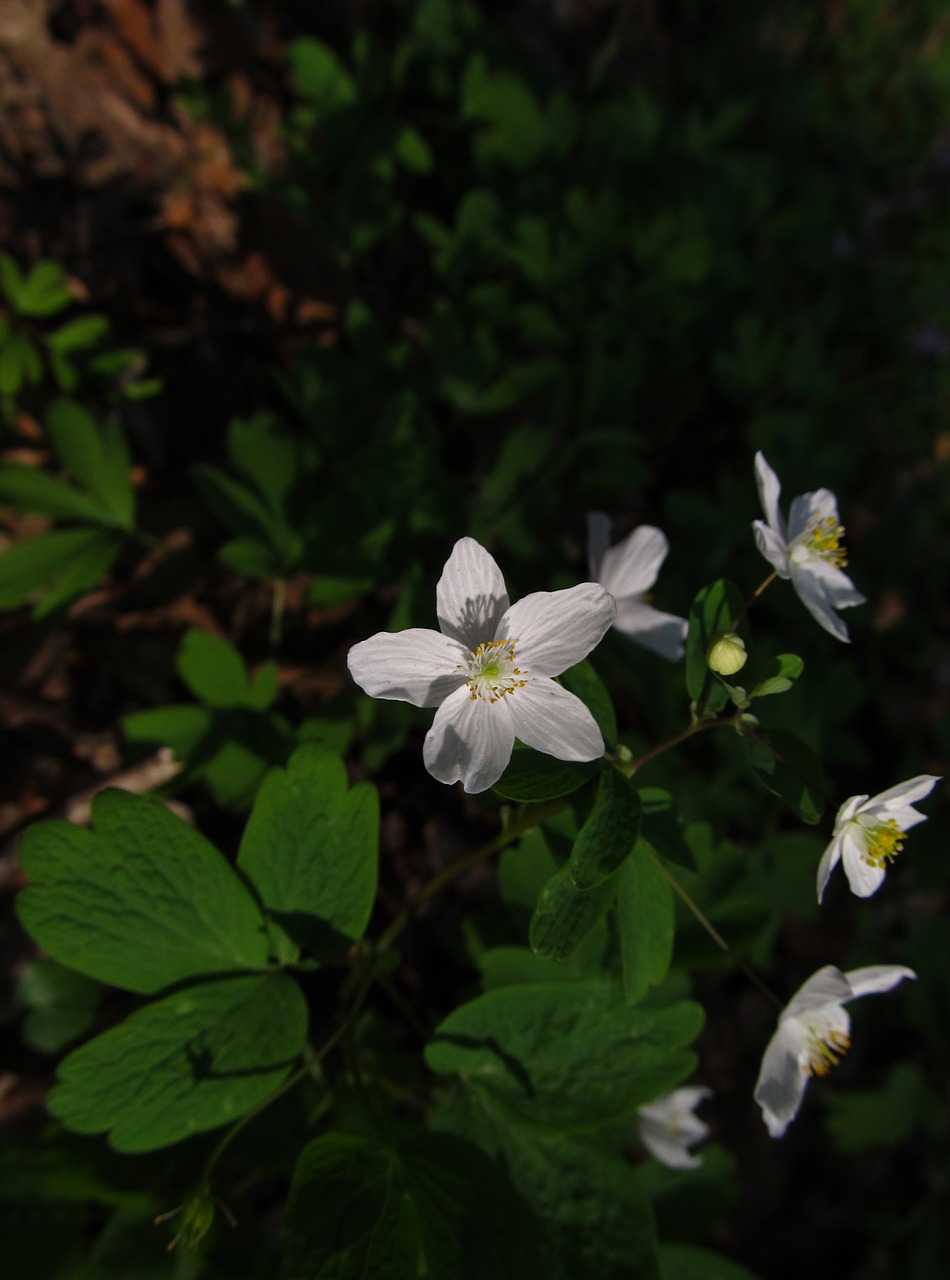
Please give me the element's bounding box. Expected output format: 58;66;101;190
620;717;726;776
731;570;777;631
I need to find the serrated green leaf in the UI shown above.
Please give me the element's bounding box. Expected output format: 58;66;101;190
559;659;618;749
280;1133;461;1280
569;766;640;889
17;790;271;993
16;958;102;1054
176;629;251;709
426;981;703;1125
617;841;675;1004
493;746;598;802
742;727;825;823
684;580;745;707
45;399;135;528
0;464;114;522
48;973;307;1152
529;862;618;961
237;744;379;964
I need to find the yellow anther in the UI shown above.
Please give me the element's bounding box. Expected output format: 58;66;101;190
863;818;905;869
803;1028;851;1078
806;514;848;568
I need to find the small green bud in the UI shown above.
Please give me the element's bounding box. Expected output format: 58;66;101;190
706;631;747;676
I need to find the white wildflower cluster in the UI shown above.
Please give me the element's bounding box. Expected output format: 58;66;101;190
347;454;938;1145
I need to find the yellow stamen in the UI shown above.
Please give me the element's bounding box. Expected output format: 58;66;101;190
457;639;528;704
806;514;848;568
862;818;905;869
803;1028;851;1078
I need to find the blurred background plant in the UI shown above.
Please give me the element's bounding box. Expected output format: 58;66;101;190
0;1;947;1277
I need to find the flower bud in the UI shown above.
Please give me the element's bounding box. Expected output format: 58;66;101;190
706;631;747;676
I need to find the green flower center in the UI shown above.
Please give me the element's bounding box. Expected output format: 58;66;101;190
462;639;527;704
805;514;848;568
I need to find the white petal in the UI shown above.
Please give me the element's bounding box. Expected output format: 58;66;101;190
587;511;612;580
436;537;509;649
844;965;916;1000
754;452;787;540
613;598;687;661
802;555;867;609
787;487;839;542
499;583;615;678
840;828;885;898
422;685;515;793
816;833;843;903
347;629;467;707
753;520;791;578
834;793;869;832
788;563;855;642
597;525;669;597
754;1018;810;1139
869;775;941;809
507;678;604;761
784;965;852;1020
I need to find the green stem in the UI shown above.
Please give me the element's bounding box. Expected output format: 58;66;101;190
620;717;726;776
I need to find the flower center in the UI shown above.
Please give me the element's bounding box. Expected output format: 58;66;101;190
802;1026;851;1078
461;639;528;704
858;817;906;868
804;514;848;568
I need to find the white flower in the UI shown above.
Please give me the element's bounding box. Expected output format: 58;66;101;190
817;775;940;902
587;513;688;661
346;537;616;793
754;964;915;1138
637;1086;712;1169
752;452;866;642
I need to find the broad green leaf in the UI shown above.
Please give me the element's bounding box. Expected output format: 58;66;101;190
658;1244;759;1280
529;862;618;961
16;958;101;1053
394;124;433;174
435;1084;659;1280
0;527;122;614
46;399;135;527
823;1062;941;1153
493;745;597;802
219;535;284;580
0;331;40;393
121;703;213;756
288;37;357;114
0;252;25;303
0;464;113;522
617;841;675;1004
48;973;307;1152
14;259;72;317
684;580;745;707
742;727;825;823
461;55;550;169
191;463;275;542
228;412;307;519
176;629;251;708
426;981;703;1125
246;659;279;710
46;313;110;353
559;659;618;749
569;766;640;889
17;790;270;993
238;745;379;963
280;1132;476;1280
749;651;804;700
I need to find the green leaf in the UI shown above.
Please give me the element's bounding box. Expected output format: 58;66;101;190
559;659;618;749
435;1085;659;1280
45;399;135;528
17;790;271;993
176;629;252;709
288;37;357;114
742;727;825;823
684;580;745;707
639;788;694;871
426;981;703;1125
823;1062;941;1153
191;463;276;543
617;841;675;1004
246;659;280;710
0;253;25;304
121;703;213;756
569;766;641;889
529;862;618;962
394;124;433;174
48;973;307;1152
237;745;379;964
0;464;114;523
748;652;804;700
493;746;598;802
0;527;122;615
658;1244;759;1280
219;536;284;580
46;313;111;353
0;331;41;394
14;259;73;317
16;958;102;1053
280;1133;466;1280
